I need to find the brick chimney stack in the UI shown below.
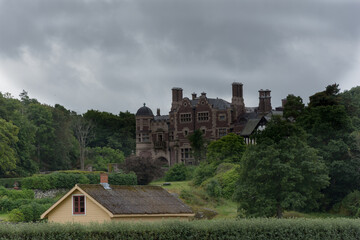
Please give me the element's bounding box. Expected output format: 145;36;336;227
157;108;160;116
100;173;111;189
192;93;197;100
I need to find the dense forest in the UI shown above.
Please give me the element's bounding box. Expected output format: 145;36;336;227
0;91;135;177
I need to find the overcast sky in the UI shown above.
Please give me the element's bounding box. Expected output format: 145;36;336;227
0;0;359;115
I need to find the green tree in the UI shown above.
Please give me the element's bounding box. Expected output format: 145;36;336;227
235;117;329;218
87;146;125;171
207;133;246;165
188;129;207;164
283;94;305;120
0;119;19;175
72;116;93;170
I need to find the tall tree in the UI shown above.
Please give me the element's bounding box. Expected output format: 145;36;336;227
235;117;329;218
283;94;305;120
0;119;19;176
188;129;207;164
73;116;93;170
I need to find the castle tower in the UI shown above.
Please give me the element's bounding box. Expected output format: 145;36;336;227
171;87;183;111
135;103;154;158
258;89;272;114
231;82;245;119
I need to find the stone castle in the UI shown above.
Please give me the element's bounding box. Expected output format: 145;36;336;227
135;82;282;166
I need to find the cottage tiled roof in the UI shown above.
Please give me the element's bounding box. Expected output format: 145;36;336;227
78;184;193;215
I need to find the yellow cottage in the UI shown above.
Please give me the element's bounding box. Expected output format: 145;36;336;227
41;174;194;223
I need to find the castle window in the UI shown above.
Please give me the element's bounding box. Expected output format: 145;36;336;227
180;113;192;123
197;112;209;122
181;148;192;163
142;119;149;126
218;128;227;138
142;133;150;142
219;114;226;121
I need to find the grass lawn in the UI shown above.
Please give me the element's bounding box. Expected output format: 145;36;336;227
0;213;8;222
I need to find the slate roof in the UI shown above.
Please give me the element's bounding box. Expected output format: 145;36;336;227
78;184;193;215
136;105;154;116
190;98;231;110
240;118;262;136
154;115;170;121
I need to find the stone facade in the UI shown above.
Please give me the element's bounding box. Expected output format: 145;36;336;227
135;83;277;166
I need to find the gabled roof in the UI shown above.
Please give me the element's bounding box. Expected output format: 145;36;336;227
78;184;193;215
240;118;262;136
41;184;193;219
190;98;231;110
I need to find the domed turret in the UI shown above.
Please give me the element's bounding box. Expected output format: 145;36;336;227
136;103;154;116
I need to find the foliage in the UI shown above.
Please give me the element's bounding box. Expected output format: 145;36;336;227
188;129;207;164
108;172;137;185
213;164;240;199
122;156;164;185
8;202;50;222
336;191;360;217
205;179;222;198
0;177;23;188
0;118;19;175
84;110;135;157
192;162;217;186
0;186;34;200
86;147;125;171
207;133;246;165
283;94;305;120
235;117;329;218
165;163;188;181
3;219;360;239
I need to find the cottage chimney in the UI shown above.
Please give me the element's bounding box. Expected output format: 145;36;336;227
100;173;111;189
157;108;160;116
192;93;197;100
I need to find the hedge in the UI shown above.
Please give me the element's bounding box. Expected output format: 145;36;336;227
20;172;137;190
1;219;360;239
0;178;23;188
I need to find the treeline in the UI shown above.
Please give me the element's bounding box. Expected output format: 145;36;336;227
0;90;135;178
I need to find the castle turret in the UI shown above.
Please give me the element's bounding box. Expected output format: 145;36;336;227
135;103;154;158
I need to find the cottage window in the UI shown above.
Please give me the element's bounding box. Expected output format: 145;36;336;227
73;195;85;215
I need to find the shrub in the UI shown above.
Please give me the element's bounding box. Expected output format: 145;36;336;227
109;172;137;185
205;179;222;198
8;209;25;223
22;176;52;190
338;190;360;216
0;178;22;188
0;187;34;199
165;164;187;181
193;163;216;186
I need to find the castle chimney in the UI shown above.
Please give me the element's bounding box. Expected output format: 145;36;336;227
231;82;245;118
201;92;206;97
157;108;160;116
282;98;287;108
171;87;183;110
258;89;272;115
192;93;197;100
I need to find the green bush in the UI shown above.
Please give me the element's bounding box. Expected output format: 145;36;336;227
165;164;187;181
205;179;222;198
21;176;52;190
109;172;137;185
193;163;216;186
338;190;360;216
0;178;22;188
2;219;360;239
0;186;34;199
8;209;25;223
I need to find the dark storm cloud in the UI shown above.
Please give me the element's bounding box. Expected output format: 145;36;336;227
0;0;359;114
